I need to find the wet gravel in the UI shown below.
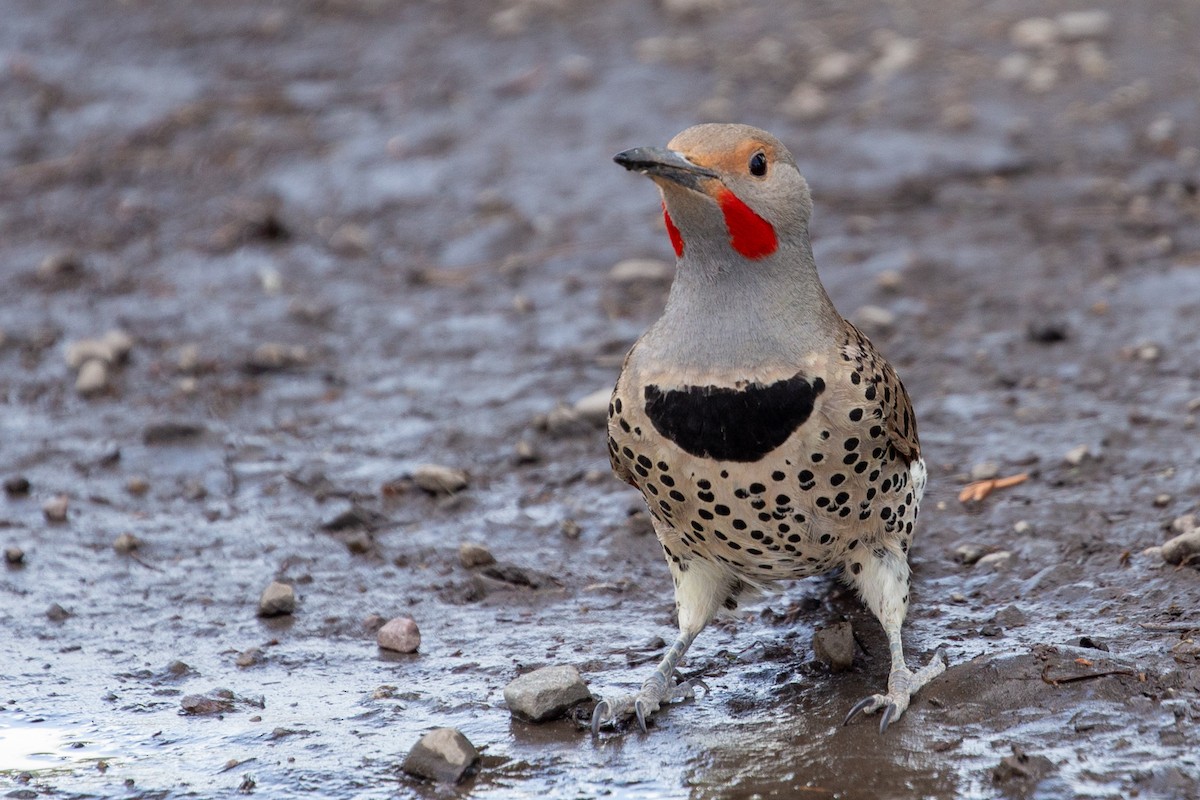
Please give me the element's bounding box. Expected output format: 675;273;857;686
2;0;1199;798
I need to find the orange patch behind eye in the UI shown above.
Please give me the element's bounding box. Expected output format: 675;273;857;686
717;189;777;259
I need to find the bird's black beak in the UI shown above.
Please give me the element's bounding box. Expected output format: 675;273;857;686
614;146;718;193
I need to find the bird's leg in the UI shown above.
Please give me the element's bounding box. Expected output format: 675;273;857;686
842;547;945;732
592;545;726;734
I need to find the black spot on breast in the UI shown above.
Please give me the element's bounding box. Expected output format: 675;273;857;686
643;373;825;462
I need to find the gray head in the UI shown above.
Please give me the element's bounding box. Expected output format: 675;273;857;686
614;123;814;267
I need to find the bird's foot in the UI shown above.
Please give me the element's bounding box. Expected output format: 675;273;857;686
591;670;709;734
843;647;946;733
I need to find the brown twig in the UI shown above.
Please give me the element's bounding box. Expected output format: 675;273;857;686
958;472;1030;503
1040;663;1136;686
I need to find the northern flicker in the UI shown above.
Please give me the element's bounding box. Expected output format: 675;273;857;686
593;123;945;734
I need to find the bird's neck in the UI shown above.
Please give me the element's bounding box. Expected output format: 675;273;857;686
637;236;843;381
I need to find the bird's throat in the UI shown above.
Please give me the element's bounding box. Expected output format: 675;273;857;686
717;189;777;259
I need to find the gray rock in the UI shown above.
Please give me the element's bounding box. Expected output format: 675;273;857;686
976;550;1013;569
257;581;295;617
812;621;855;671
377;616;421;653
1162;530;1200;566
503;665;591;722
402;727;479;783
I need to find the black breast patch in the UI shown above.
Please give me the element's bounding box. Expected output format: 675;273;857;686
643;374;825;463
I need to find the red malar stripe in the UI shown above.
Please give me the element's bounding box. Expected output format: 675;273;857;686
662;201;684;258
717;189;777;259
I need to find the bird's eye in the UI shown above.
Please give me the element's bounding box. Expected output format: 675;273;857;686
749;152;767;177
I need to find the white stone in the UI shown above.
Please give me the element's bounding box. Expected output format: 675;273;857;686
810;50;858;87
976;551;1013;569
1064;444;1091;466
377;616;421;653
75;359;110;396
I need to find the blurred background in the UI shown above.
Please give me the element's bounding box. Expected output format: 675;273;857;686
2;1;1198;798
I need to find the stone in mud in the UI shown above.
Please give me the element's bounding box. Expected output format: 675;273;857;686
993;744;1054;783
5;546;24;565
377;616;421;653
458;542;496;569
812;621;855;672
1161;530;1200;566
257;581;295;617
46;603;70;621
402;727;480;783
43;495;69;523
75;359;109;395
181;689;236;715
413;464;468;495
503;665;591;722
976;550;1013;570
4;476;30;496
113;532;141;554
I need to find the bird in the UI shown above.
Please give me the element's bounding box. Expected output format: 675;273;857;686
592;123;945;734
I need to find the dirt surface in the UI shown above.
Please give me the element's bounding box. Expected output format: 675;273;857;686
2;1;1200;798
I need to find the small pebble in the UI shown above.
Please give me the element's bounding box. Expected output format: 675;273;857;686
1153;494;1172;508
37;251;85;281
955;543;987;566
1063;444;1091;466
113;533;141;554
1013;520;1033;535
572;388;611;425
503;665;592;722
75;359;110;396
976;551;1013;569
812;621;855;672
43;495;69;523
950;593;967;603
560;519;582;539
377;616;421;653
5;546;24;565
514;439;539;464
362;613;387;633
4;476;30;496
609;258;673;283
1170;514;1197;535
559;54;595;88
236;647;264;668
852;305;896;334
181;691;235;716
458;542;496;569
875;270;903;292
401;728;479;784
257;581;296;617
125;476;150;496
413;464;468;495
46;603;71;621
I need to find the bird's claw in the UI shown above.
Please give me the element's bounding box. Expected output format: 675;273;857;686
591;673;706;735
843;648;946;733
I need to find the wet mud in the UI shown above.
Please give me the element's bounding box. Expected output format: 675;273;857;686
2;1;1199;798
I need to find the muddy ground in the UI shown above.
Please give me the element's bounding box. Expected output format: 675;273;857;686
2;1;1199;798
